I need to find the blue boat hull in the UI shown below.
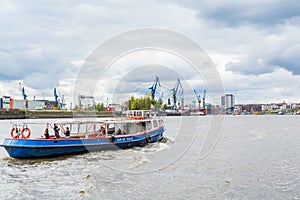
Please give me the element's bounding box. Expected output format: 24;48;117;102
1;126;165;158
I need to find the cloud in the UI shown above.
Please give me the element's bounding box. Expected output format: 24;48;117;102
215;22;300;76
270;44;300;74
226;56;276;75
222;67;300;103
174;0;300;27
0;0;299;104
171;0;300;77
91;49;209;103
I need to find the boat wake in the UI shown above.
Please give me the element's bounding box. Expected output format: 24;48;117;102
85;139;172;172
160;136;174;143
2;154;77;166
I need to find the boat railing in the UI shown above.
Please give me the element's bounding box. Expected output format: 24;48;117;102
125;110;157;119
8;117;163;139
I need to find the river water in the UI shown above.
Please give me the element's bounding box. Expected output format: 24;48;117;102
0;115;299;200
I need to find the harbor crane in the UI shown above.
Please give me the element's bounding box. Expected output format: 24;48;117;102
22;87;27;100
54;88;59;104
193;89;207;115
170;79;184;110
193;89;201;111
149;76;160;100
54;88;65;109
202;89;206;115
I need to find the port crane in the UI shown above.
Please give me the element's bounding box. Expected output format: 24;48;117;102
54;88;66;109
149;76;160;100
19;82;27;100
193;89;201;111
202;89;206;115
170;79;184;110
193;89;206;115
22;87;27;100
54;88;59;104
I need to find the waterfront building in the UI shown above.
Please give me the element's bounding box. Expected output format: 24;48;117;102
0;96;45;110
221;94;235;113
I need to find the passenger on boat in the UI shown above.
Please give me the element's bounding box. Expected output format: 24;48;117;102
54;124;60;138
64;127;70;138
99;125;105;136
44;128;49;139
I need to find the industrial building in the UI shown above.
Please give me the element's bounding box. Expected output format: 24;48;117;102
0;96;53;110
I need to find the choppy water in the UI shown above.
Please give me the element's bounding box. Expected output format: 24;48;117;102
0;116;299;199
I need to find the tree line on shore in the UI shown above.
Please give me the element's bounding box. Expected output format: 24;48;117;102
94;96;164;111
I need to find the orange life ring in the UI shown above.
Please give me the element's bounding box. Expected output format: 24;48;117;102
21;127;31;139
10;127;19;138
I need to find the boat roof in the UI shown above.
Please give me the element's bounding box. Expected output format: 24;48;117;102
10;117;160;126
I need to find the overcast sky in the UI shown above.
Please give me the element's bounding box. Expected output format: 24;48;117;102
0;0;299;106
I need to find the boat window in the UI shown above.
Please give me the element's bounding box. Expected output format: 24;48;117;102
103;123;128;135
144;111;150;118
158;119;162;126
146;121;152;130
153;120;158;128
114;123;127;135
124;122;146;134
78;124;84;134
107;123;115;135
122;124;129;135
127;111;133;117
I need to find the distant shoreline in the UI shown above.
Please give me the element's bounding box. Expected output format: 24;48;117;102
0;110;114;120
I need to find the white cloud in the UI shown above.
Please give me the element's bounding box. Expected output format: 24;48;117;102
92;49;207;103
0;0;299;105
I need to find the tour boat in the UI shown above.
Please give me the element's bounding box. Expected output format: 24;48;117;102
1;110;165;159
